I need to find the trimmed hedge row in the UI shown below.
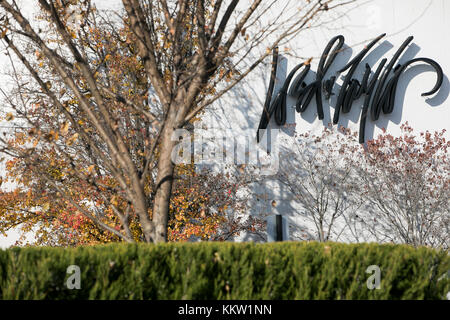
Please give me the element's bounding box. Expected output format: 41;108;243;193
0;242;448;299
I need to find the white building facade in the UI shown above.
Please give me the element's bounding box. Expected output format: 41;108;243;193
195;0;449;242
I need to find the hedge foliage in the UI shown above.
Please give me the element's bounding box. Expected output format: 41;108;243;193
0;242;448;299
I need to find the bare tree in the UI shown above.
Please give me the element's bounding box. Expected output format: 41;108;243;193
0;0;355;243
276;126;363;242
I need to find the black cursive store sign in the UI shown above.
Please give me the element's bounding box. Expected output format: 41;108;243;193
256;33;443;143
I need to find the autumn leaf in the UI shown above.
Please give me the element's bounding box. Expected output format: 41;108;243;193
0;28;7;39
45;130;59;141
42;202;50;211
110;195;118;206
60;122;70;135
86;164;95;175
5;112;14;121
66;133;79;146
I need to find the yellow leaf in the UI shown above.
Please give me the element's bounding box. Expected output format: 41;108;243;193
66;133;79;146
42;202;50;211
46;130;58;141
87;164;95;174
60;122;69;135
111;195;118;206
5;112;14;121
0;28;7;39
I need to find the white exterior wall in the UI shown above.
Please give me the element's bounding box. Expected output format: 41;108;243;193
207;0;449;139
199;0;449;241
290;0;449;139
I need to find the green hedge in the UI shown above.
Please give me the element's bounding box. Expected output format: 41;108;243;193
0;242;448;299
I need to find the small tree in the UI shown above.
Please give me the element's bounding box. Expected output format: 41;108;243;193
353;123;450;249
277;126;363;242
0;0;354;243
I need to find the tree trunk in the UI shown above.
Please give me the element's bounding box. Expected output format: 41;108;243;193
132;184;154;243
152;115;177;243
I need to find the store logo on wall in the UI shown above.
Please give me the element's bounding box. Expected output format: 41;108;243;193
256;33;444;143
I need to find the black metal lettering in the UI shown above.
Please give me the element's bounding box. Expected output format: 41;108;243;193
256;34;443;145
